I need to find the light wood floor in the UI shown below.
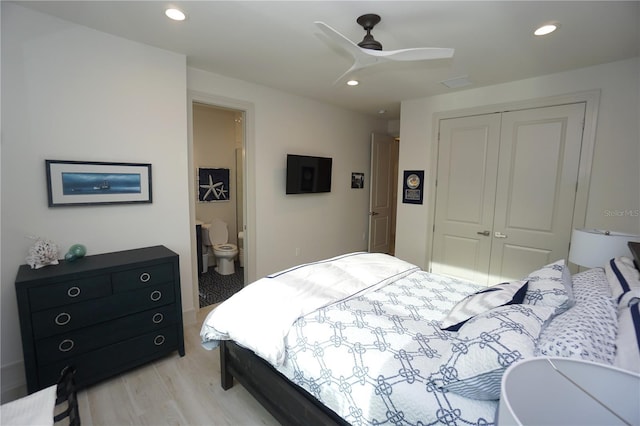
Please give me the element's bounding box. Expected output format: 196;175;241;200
70;305;280;426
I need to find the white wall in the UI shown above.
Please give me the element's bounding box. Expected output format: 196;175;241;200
1;3;387;399
188;68;387;278
396;58;640;269
1;4;191;400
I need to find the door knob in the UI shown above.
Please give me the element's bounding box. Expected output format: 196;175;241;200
477;230;490;236
370;212;379;216
494;232;508;238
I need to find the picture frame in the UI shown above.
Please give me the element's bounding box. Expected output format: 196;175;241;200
351;172;364;189
402;170;424;204
198;167;230;202
45;160;152;207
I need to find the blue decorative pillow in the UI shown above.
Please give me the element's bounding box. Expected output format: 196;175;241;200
523;260;573;313
440;280;529;331
432;304;555;400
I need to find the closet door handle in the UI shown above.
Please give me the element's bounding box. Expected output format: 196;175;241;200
477;230;490;236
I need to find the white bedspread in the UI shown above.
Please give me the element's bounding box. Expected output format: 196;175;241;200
200;252;420;366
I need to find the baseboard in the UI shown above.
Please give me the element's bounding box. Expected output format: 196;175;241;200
1;360;27;404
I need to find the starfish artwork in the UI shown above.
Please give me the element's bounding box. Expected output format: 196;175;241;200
198;168;229;201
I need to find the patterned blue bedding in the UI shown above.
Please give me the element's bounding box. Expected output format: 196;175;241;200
275;270;498;426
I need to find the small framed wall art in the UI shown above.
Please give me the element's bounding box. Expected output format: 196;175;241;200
198;167;230;202
351;172;364;188
46;160;152;207
402;170;424;204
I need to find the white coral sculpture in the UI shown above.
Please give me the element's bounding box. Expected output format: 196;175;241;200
26;237;59;269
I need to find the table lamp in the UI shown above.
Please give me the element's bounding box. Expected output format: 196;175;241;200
568;228;640;268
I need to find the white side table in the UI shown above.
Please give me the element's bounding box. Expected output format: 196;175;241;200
498;357;640;425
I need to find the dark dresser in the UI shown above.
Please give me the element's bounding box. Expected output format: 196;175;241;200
15;245;185;394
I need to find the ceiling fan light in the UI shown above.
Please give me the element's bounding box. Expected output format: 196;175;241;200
347;80;359;86
165;8;186;21
534;24;558;36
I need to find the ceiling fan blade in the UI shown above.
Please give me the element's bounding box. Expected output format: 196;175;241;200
316;19;454;83
369;47;455;61
314;21;363;58
332;63;360;85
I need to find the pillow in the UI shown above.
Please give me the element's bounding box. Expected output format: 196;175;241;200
619;289;640;309
535;292;618;364
432;304;555;400
572;267;612;300
605;256;640;305
523;259;573;313
614;303;640;373
440;280;528;331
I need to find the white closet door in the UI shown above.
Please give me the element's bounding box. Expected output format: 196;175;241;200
488;103;586;282
431;113;501;285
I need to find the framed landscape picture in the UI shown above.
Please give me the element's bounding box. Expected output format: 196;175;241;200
46;160;152;207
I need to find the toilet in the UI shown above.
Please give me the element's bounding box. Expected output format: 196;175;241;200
202;219;238;275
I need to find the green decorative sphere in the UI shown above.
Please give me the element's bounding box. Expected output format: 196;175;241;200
65;251;77;262
65;244;87;262
70;244;87;257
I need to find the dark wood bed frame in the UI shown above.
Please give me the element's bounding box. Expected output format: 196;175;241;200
220;340;348;425
219;242;640;425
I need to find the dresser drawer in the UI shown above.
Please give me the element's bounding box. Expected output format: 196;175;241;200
35;304;178;366
112;263;173;293
16;245;184;393
38;326;178;390
32;282;175;339
28;275;111;312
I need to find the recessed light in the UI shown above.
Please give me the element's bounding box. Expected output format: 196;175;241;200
378;109;387;115
347;80;359;86
165;8;186;21
534;23;558;36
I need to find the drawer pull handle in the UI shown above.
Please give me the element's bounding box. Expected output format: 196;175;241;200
152;313;164;324
154;335;165;346
55;312;71;326
139;272;151;283
150;290;162;302
58;339;75;352
67;286;81;298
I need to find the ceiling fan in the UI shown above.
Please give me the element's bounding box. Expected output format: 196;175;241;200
315;14;454;83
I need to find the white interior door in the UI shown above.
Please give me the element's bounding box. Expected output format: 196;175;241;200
432;103;586;285
368;133;397;253
488;103;586;282
431;114;501;284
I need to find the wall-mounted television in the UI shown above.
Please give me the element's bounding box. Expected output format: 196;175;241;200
286;154;332;194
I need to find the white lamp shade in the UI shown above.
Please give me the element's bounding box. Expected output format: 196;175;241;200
569;228;640;268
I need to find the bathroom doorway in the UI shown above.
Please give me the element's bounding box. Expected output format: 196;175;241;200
191;101;247;308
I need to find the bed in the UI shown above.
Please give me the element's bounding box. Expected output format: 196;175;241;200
201;248;640;425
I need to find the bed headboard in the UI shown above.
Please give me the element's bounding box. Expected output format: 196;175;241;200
629;241;640;271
